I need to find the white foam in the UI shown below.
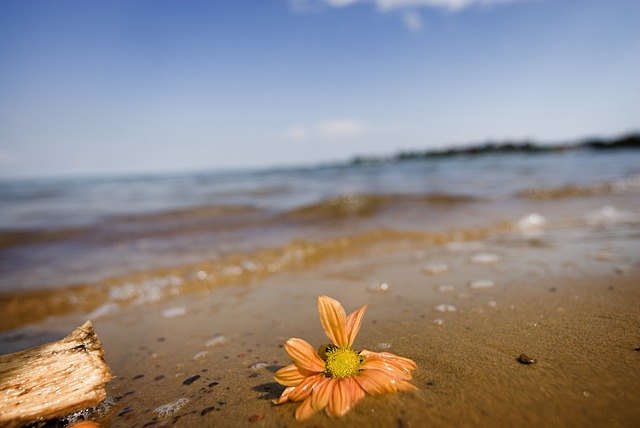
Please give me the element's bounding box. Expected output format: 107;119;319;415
516;213;547;231
470;253;501;265
423;262;450;275
368;282;390;293
154;398;190;420
87;303;119;320
468;279;495;289
437;284;455;293
162;306;186;318
434;303;457;313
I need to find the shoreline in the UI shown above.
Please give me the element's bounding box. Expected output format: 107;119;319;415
2;221;639;427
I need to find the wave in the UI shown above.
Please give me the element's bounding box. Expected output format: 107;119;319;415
0;221;510;332
519;175;640;199
0;193;477;250
282;193;479;222
0;227;89;249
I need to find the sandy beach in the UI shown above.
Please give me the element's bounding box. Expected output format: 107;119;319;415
3;0;640;425
2;210;639;427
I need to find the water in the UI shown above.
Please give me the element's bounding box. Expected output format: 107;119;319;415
1;148;639;328
3;149;637;231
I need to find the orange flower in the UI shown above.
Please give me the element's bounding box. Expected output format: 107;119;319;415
273;295;417;420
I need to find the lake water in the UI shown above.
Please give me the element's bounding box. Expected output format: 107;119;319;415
1;148;639;329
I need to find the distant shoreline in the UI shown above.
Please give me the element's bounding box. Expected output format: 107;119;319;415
351;133;640;165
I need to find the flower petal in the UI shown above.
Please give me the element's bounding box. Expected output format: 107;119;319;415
326;379;353;418
345;304;367;346
375;352;417;372
311;377;334;413
361;357;413;381
274;364;309;387
343;377;366;407
295;396;317;421
354;368;398;395
395;379;419;392
288;373;324;402
285;338;325;373
318;295;348;347
360;349;374;357
361;349;417;373
272;386;296;405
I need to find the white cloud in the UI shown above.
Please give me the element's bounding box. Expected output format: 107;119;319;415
292;0;525;31
316;119;365;138
374;0;518;12
286;124;310;142
0;150;15;166
286;119;365;142
294;0;526;12
326;0;361;6
402;10;423;31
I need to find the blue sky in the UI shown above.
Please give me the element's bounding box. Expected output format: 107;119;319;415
1;0;639;177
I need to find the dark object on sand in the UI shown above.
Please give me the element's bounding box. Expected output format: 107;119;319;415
0;321;112;428
516;353;537;365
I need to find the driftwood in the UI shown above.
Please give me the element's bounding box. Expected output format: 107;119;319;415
0;321;112;428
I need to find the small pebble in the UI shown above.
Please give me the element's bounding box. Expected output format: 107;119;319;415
183;375;201;385
249;362;268;370
517;353;536;364
433;318;444;326
201;406;216;416
118;408;134;417
376;342;392;350
193;351;210;362
468;279;495;289
249;413;265;423
205;335;227;347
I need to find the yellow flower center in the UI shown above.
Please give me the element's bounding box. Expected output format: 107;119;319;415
323;346;362;379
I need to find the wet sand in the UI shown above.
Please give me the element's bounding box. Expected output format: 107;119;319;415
2;220;639;427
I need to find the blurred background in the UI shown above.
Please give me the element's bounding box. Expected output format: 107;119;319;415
1;0;639;325
1;0;639;178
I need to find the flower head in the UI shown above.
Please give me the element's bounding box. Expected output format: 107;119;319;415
273;295;417;420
